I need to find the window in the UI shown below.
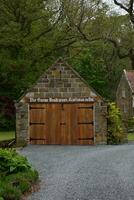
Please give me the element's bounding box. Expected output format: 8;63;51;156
122;89;126;98
132;96;134;108
123;104;128;113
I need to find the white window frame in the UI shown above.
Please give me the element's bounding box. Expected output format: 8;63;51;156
132;96;134;108
123;104;128;113
122;89;126;98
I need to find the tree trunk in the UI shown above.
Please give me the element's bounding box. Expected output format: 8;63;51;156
129;49;134;70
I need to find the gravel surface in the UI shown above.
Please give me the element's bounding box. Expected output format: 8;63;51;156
20;144;134;200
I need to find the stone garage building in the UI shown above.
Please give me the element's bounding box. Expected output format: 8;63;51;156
116;69;134;123
15;58;107;145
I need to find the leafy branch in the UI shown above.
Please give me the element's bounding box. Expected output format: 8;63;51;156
114;0;134;24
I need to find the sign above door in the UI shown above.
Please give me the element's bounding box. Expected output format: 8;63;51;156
29;97;94;103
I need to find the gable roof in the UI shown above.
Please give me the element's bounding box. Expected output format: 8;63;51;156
19;58;103;102
124;69;134;93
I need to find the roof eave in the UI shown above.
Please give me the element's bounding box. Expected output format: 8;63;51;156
124;69;134;93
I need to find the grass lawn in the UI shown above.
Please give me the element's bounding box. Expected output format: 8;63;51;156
0;131;134;142
128;133;134;141
0;131;15;141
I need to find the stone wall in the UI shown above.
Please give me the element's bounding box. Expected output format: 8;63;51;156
15;102;29;144
15;102;107;145
21;59;98;102
116;73;133;121
15;58;107;145
94;104;107;144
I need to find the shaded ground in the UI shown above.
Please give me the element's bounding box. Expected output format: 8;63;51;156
20;145;134;200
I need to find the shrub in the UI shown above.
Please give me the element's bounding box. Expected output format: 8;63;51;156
0;149;31;175
21;170;39;183
0;180;21;200
107;102;126;144
4;170;39;192
0;96;15;131
0;149;39;200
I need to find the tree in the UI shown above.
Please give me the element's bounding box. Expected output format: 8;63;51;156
0;0;77;129
106;0;134;69
69;45;125;100
1;0;133;129
113;0;134;24
71;49;109;98
0;0;77;99
64;0;134;69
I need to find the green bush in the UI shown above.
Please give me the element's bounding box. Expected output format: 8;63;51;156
21;170;39;183
0;149;31;175
4;170;38;192
107;102;126;144
0;149;39;200
0;180;21;200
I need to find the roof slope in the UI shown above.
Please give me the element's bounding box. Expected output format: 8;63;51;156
20;58;102;102
124;70;134;92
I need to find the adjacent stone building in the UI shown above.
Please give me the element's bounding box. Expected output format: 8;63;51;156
116;69;134;126
16;58;107;145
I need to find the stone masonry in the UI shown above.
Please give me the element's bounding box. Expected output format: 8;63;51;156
95;104;107;144
16;58;107;145
15;102;29;144
21;59;98;100
116;70;134;125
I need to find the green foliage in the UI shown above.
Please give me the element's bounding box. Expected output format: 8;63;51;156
0;170;39;200
0;97;15;131
71;49;118;99
5;170;39;186
0;149;39;200
0;149;31;175
0;116;14;131
0;181;21;200
107;102;126;144
0;0;133;129
4;173;31;193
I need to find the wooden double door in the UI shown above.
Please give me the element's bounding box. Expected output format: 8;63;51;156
30;103;94;145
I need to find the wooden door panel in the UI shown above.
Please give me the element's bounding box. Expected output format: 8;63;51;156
62;104;78;144
77;103;93;123
78;139;94;145
60;105;69;144
30;125;47;144
30;125;47;138
76;103;94;145
30;104;46;144
78;125;93;141
30;104;46;124
30;109;46;124
70;104;77;144
46;104;61;144
30;103;94;145
61;104;71;144
78;124;93;136
30;104;46;108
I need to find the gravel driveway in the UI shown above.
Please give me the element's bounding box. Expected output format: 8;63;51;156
20;144;134;200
